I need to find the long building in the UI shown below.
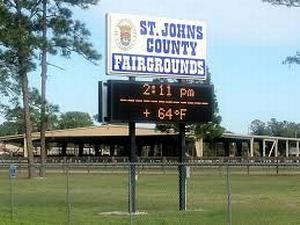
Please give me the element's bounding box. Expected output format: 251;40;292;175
1;124;300;158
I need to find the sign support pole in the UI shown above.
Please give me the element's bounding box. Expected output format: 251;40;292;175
128;77;137;215
179;123;186;210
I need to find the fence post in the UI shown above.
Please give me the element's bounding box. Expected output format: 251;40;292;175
128;165;134;225
276;158;279;175
63;156;67;174
66;164;71;225
9;172;14;220
178;123;187;211
162;157;166;174
226;164;232;225
87;156;90;174
128;121;137;215
9;164;17;221
247;158;250;176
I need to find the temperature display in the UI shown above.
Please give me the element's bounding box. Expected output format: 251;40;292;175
105;80;213;123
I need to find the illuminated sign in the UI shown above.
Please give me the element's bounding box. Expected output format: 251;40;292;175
105;80;213;123
107;13;207;80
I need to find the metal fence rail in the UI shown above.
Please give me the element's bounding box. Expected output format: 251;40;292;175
1;159;300;168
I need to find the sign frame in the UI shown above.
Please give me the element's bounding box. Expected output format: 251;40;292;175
103;80;213;124
106;13;207;80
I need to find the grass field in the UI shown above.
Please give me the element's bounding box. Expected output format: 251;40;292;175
0;166;300;225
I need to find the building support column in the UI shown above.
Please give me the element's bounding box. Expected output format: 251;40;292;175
236;140;243;157
62;143;67;156
250;138;254;157
195;139;203;157
258;141;263;157
149;145;155;157
94;144;100;156
78;143;84;156
23;137;28;157
263;140;266;157
224;140;230;157
296;141;299;157
275;139;278;157
110;144;115;156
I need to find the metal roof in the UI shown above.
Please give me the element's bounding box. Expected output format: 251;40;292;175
1;125;300;143
0;124;176;142
223;132;300;142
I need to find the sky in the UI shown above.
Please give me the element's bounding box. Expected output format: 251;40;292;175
24;0;300;134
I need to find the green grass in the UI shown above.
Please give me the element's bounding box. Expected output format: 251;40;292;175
0;167;300;225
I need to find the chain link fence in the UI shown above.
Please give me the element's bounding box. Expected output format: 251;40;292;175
0;161;300;225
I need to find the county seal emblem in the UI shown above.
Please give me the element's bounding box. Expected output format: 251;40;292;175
114;19;136;51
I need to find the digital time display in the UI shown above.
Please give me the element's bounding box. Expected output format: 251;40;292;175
105;80;213;123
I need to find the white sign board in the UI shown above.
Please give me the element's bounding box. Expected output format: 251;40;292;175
107;13;207;80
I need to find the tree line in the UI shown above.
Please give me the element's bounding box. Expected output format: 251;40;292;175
0;87;94;136
250;118;300;138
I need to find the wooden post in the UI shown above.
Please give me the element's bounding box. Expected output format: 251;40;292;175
224;140;230;157
62;143;67;156
195;138;203;157
23;138;28;157
78;143;84;156
128;76;137;214
275;139;278;157
263;140;266;157
250;138;254;157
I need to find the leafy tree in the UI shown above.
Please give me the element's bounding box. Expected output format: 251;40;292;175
263;0;300;65
189;72;224;156
0;67;14;99
0;0;39;177
37;0;101;177
0;0;100;177
267;118;285;136
155;70;224;156
250;118;300;138
182;70;225;142
57;111;93;129
0;88;59;136
0;121;22;136
191;90;224;141
250;119;269;135
263;0;300;7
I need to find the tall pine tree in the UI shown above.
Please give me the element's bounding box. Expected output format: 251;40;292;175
37;0;100;177
0;0;100;178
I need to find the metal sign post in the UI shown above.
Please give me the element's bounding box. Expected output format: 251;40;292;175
104;13;210;214
178;123;186;210
128;121;137;214
226;164;232;225
128;77;137;215
9;164;17;178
